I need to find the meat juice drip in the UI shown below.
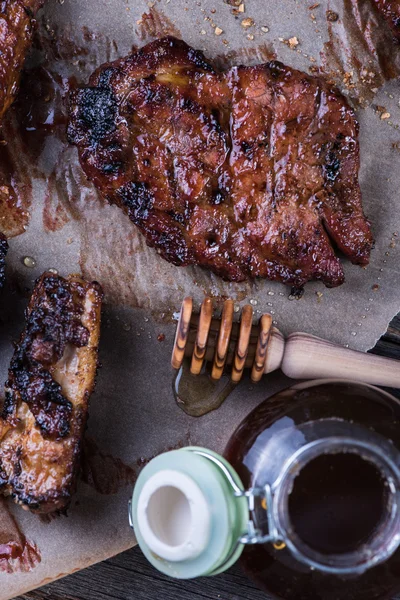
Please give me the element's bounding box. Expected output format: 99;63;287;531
224;382;400;600
173;358;236;417
14;63;69;162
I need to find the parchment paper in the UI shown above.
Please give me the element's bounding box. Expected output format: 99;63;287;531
1;0;400;597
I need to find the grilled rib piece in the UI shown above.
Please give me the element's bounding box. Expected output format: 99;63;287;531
0;272;103;513
373;0;400;39
68;36;373;288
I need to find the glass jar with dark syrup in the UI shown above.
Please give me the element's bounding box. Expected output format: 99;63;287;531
130;380;400;600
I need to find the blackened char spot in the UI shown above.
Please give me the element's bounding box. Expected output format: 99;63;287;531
117;179;190;265
98;67;117;87
117;182;155;222
17;373;72;439
69;86;117;145
101;162;122;174
290;285;305;299
268;60;287;79
187;47;214;72
157;231;189;265
2;390;14;419
180;97;198;113
211;189;226;205
241;140;254;157
325;148;340;182
23;6;34;18
207;233;218;246
167;210;186;224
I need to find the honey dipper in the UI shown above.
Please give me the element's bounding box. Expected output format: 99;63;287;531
171;297;400;387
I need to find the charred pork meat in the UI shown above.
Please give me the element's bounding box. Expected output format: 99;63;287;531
0;272;103;513
68;36;373;288
0;0;44;283
0;0;43;121
0;234;8;289
373;0;400;40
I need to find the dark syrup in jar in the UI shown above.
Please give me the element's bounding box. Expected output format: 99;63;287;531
224;381;400;600
288;452;386;556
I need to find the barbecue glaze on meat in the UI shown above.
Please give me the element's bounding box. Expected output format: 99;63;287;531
373;0;400;39
0;273;102;513
68;37;373;288
0;0;43;121
0;0;43;284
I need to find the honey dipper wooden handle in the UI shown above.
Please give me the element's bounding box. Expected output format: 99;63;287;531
281;332;400;388
171;297;400;389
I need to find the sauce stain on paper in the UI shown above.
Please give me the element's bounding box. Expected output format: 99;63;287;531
215;43;276;69
81;437;137;495
0;22;119;238
0;498;41;573
136;8;181;41
320;0;400;103
0;124;32;238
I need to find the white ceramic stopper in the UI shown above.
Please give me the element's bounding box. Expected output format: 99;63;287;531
136;469;211;562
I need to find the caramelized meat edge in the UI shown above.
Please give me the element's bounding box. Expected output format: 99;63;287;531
0;272;103;513
68;36;373;288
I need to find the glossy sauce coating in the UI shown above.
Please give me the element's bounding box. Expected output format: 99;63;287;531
0;273;103;513
0;0;43;121
0;0;42;275
68;36;373;288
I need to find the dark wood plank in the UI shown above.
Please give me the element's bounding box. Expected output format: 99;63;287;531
15;313;400;600
17;547;266;600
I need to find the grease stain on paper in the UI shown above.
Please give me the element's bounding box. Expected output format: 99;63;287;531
320;0;400;103
0;498;41;574
81;437;137;495
136;7;181;41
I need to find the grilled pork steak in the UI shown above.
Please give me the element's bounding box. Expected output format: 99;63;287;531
373;0;400;39
0;273;102;513
68;36;373;288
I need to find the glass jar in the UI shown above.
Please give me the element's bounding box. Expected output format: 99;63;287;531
130;380;400;599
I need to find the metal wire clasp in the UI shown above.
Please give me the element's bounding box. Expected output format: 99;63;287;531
234;484;280;545
190;449;281;547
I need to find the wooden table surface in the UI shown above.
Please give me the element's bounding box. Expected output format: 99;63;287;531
17;314;400;600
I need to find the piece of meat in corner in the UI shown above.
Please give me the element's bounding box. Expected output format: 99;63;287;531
0;0;44;279
0;0;44;121
0;272;103;513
